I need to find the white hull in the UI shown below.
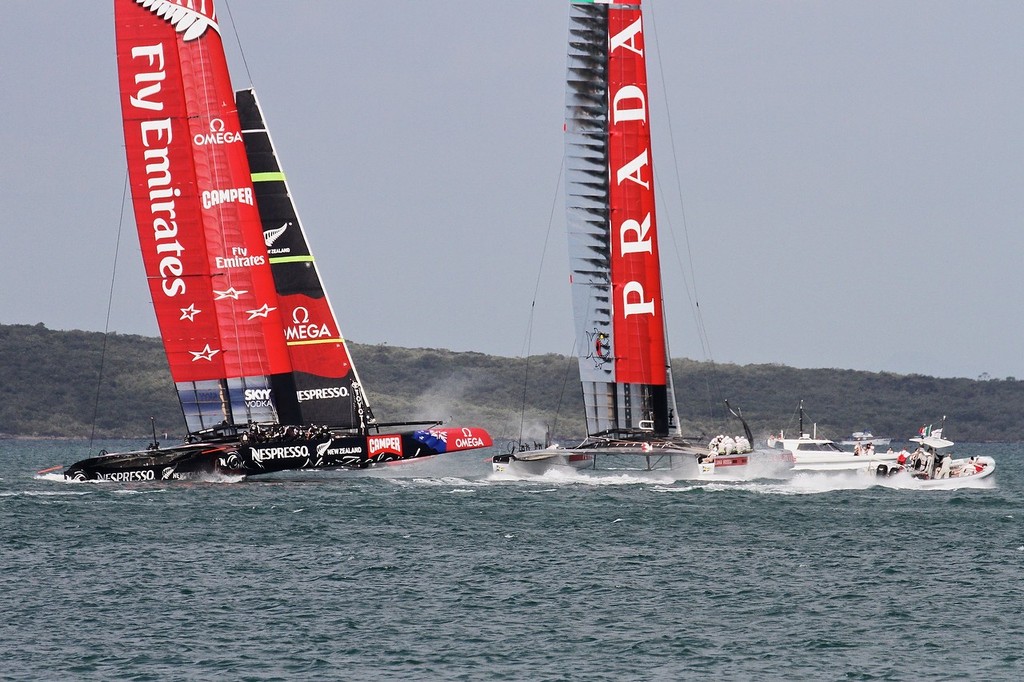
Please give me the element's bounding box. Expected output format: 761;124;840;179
492;445;750;480
768;434;898;472
870;455;996;488
491;449;594;475
791;452;900;472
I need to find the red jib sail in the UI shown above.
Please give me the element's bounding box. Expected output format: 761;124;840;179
115;0;293;431
565;0;678;436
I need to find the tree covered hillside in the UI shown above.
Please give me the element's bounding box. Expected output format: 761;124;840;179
0;323;1020;442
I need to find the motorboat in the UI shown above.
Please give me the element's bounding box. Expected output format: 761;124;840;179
767;431;899;471
870;435;995;486
839;431;892;448
767;402;898;472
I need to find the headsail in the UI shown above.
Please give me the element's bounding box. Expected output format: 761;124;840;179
236;88;373;429
565;0;679;437
115;0;293;432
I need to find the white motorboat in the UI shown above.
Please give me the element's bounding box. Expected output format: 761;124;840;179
767;403;898;471
839;431;892;448
767;432;899;471
870;435;996;486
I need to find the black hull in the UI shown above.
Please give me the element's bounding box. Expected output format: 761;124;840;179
64;442;233;482
64;425;487;481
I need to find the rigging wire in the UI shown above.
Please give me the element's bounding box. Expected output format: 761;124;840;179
89;170;130;449
646;0;729;422
222;0;254;87
548;337;579;444
517;158;566;445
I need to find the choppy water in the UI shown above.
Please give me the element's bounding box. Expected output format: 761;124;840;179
2;439;1022;680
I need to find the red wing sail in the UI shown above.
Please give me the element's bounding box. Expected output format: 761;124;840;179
606;7;666;386
565;0;678;436
115;0;293;431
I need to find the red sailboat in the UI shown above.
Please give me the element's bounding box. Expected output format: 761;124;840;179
66;0;490;481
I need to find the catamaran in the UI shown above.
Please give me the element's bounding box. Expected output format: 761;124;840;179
492;0;749;478
65;0;491;481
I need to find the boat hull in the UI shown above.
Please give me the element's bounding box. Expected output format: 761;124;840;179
65;426;492;481
768;436;899;472
64;442;234;482
491;450;594;475
492;443;750;479
791;452;900;472
869;456;996;487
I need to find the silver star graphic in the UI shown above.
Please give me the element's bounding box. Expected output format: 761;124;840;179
179;304;201;321
213;287;248;300
189;344;221;362
245;304;276;320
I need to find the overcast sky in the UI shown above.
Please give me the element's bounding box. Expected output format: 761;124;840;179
3;1;1022;380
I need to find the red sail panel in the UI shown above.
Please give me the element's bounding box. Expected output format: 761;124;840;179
606;5;666;386
115;0;291;383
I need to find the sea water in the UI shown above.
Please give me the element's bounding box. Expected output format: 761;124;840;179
1;439;1021;680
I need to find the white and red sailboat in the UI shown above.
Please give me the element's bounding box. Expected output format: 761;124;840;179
493;0;748;478
65;0;491;481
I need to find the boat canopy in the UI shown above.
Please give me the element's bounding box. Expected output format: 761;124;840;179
913;436;955;449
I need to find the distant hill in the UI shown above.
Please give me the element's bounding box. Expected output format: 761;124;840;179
0;322;1020;442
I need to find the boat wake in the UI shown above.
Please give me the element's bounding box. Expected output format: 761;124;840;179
650;468;998;495
390;476;492;489
877;475;996;491
34;472;73;484
1;488;92;498
488;467;681;486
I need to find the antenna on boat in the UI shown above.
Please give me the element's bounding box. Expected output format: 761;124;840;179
148;416;159;451
724;400;754;449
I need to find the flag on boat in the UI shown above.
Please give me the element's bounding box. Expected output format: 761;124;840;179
919;424;932;437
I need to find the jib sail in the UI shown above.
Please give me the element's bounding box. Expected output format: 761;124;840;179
236;88;372;429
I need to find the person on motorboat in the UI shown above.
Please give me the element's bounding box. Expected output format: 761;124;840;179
908;447;924;472
962;456;985;476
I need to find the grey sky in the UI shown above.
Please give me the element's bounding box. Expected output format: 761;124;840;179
3;1;1022;380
